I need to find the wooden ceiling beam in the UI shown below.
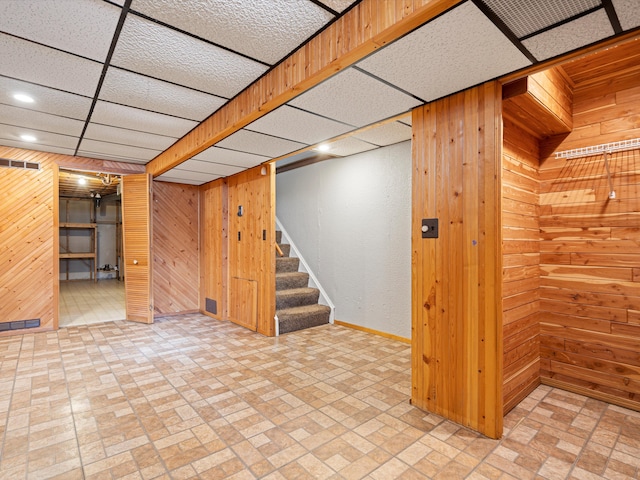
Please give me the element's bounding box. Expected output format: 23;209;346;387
146;0;462;177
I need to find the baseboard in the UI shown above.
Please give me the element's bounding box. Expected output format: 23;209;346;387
333;320;410;344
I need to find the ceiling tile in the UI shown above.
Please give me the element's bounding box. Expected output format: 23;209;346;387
322;136;378;157
111;14;269;98
156;168;220;184
78;139;160;163
522;10;614;61
0;104;84;136
0;0;120;61
217;130;306;159
478;0;600;38
0;139;75;156
177;158;245;177
91;101;197;138
0;123;78;149
193;146;270;168
83;123;177;151
0;34;103;96
290;68;422;127
357;2;531;103
155;175;204;185
613;0;640;30
130;0;334;65
0;76;92;120
315;0;359;13
99;67;226;121
398;114;412;126
353;121;412;146
247;106;353;145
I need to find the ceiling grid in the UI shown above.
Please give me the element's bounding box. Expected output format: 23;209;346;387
0;0;637;184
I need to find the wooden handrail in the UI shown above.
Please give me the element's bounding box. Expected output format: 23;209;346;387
275;243;284;257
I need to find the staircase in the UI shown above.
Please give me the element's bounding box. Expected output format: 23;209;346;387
276;230;331;334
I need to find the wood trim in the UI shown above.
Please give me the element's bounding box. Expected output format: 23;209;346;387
146;0;462;177
53;162;59;330
333;320;410;344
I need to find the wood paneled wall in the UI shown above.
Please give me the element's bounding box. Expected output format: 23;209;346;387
200;179;227;320
200;165;275;336
227;165;276;336
152;181;200;316
538;64;640;410
0;147;57;334
412;82;503;438
501;119;541;413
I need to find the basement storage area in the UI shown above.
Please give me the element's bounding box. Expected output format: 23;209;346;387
502;38;640;414
58;169;125;326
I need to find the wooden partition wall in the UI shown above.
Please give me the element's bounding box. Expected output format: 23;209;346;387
412;81;503;438
200;165;276;336
152;181;200;316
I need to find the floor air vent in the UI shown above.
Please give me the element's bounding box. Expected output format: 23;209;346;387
0;319;41;331
0;158;41;170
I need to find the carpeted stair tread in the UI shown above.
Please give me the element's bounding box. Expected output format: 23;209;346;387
277;304;331;334
276;272;309;290
276;256;299;273
276;287;319;310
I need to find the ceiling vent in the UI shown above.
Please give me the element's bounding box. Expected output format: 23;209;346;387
0;158;41;170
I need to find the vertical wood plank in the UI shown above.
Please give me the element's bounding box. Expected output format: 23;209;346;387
412;81;503;438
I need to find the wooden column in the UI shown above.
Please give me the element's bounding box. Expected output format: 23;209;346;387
411;81;503;438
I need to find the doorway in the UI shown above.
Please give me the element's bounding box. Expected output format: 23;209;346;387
58;169;125;327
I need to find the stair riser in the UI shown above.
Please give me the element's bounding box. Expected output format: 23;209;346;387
279;309;330;334
279;244;291;257
276;274;309;290
276;257;299;273
276;290;320;310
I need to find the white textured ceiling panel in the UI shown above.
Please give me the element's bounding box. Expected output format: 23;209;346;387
0;34;103;96
0;124;77;149
353;121;412;146
177;159;245;177
83;123;177;151
613;0;640;30
130;0;334;65
0;0;120;62
91;101;197;138
322;137;378;157
0;77;92;120
193;147;270;168
478;0;600;38
0;104;84;137
522;10;614;61
78;139;161;163
112;15;269;98
357;2;531;103
290;68;422;127
247;106;352;144
217;130;306;159
0;140;75;156
99;68;226;121
155;175;203;185
316;0;359;13
158;169;219;183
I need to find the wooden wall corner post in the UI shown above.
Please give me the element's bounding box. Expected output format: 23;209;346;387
53;162;59;330
411;81;504;439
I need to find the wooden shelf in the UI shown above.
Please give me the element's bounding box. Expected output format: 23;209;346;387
60;222;97;228
59;221;97;282
59;252;96;259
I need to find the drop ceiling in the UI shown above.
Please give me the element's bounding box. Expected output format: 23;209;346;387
0;0;637;186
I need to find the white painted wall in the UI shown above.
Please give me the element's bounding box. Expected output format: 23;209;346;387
276;140;411;339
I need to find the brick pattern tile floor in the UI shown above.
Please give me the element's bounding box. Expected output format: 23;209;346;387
0;314;638;479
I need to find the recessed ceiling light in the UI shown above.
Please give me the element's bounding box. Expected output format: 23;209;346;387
20;134;37;142
78;177;87;185
14;93;34;103
316;144;330;152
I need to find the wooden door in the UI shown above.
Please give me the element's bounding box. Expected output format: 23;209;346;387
122;173;153;324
